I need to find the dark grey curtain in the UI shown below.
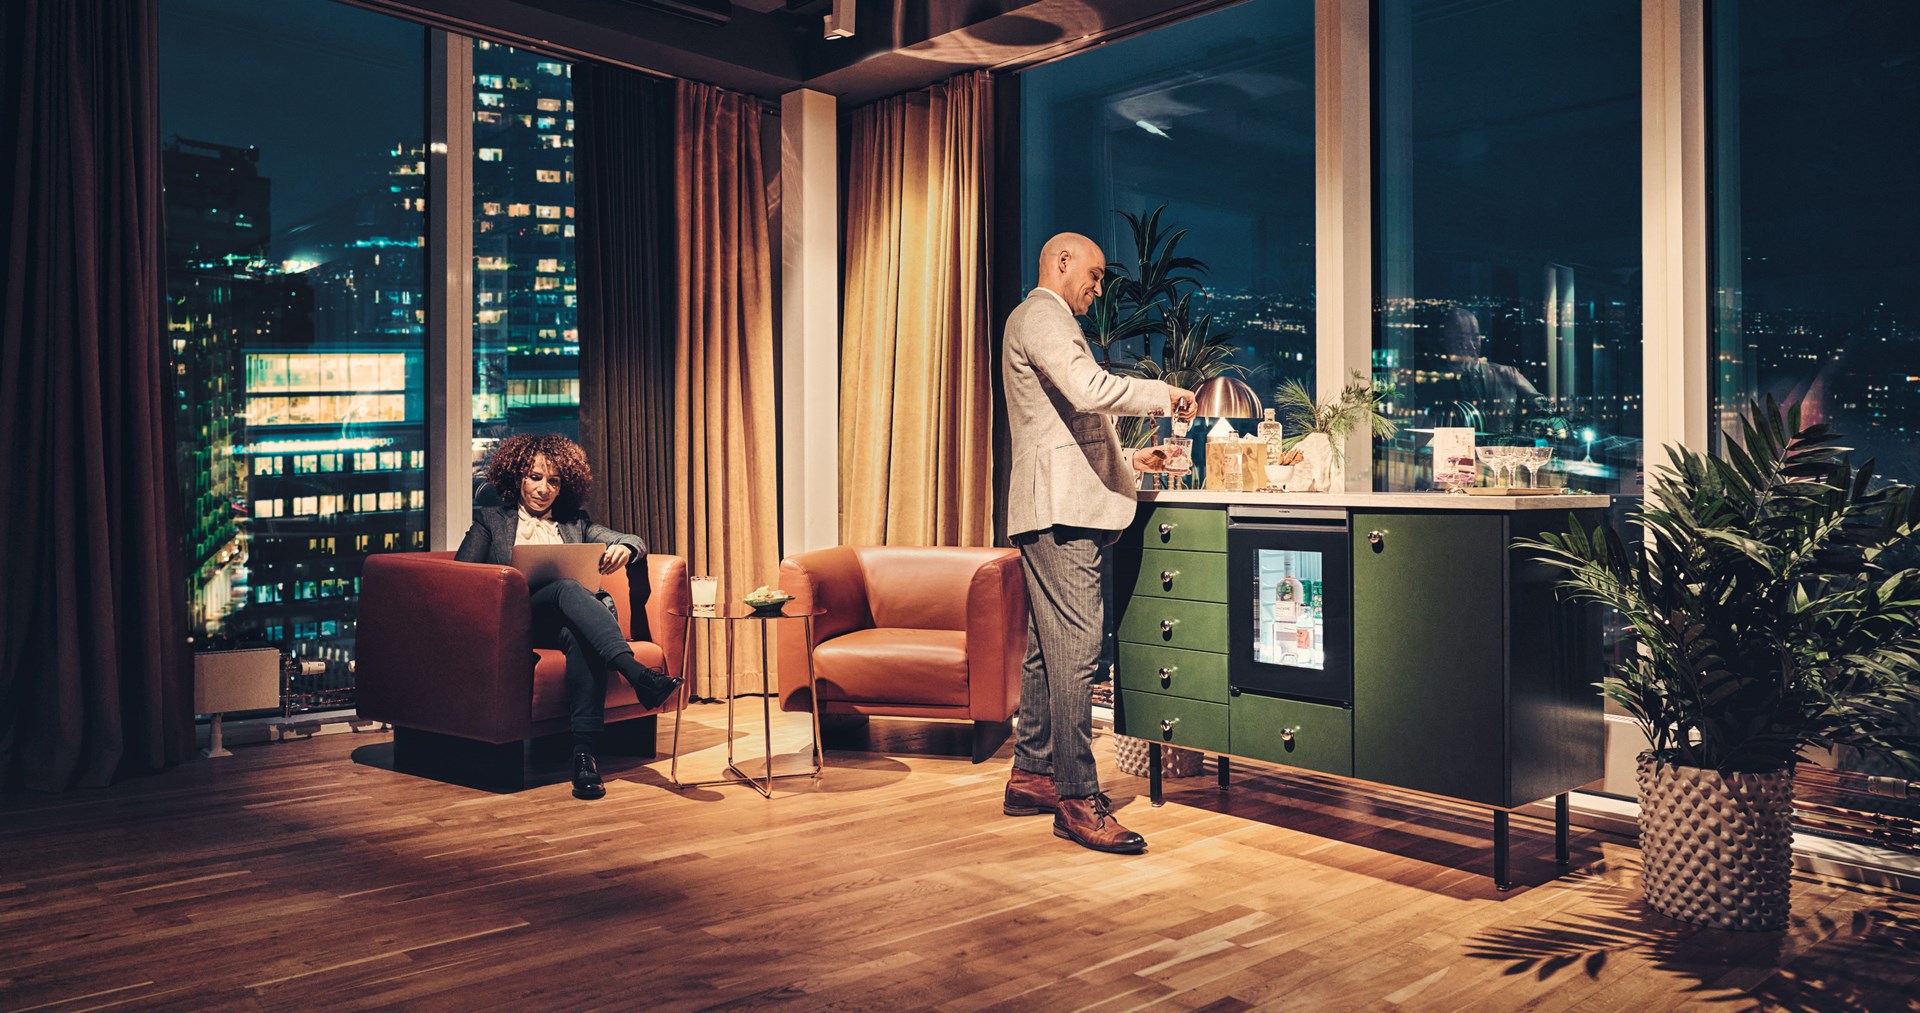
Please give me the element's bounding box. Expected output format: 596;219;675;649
0;0;193;790
573;64;677;558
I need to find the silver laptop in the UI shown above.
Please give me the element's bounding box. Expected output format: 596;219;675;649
509;543;607;591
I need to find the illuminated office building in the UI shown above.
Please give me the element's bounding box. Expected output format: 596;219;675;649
472;41;579;450
222;145;430;706
164;138;313;639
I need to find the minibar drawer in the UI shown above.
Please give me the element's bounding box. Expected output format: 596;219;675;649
1141;505;1227;553
1117;690;1228;754
1117;597;1228;653
1117;642;1229;704
1229;692;1352;777
1131;548;1229;603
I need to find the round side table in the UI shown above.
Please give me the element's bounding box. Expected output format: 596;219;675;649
667;603;825;797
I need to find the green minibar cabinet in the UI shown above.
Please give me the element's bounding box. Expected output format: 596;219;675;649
1112;496;1608;889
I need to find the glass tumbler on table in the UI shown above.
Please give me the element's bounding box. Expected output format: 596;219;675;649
690;575;717;611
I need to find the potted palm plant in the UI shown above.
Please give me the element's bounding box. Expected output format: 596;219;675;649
1271;371;1398;492
1517;399;1920;930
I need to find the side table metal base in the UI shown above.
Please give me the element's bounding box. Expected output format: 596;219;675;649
668;610;824;797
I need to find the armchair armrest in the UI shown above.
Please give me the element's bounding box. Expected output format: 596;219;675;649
356;553;534;743
966;550;1027;722
775;546;873;709
642;553;690;687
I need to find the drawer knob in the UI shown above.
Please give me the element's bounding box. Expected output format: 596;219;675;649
1160;717;1180;735
1160;569;1180;589
1158;522;1177;539
1280;726;1299;745
1159;618;1179;635
1367;529;1385;547
1157;665;1177;686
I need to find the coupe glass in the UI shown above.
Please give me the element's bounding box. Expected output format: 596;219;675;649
1475;446;1504;488
1524;445;1554;488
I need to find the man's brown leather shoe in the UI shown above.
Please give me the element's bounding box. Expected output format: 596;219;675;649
1053;793;1146;854
1004;768;1061;816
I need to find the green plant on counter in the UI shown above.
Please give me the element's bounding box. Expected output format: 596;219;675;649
1084;204;1249;450
1272;370;1398;463
1517;398;1920;775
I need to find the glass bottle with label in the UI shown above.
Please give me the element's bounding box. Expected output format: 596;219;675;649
1257;408;1284;488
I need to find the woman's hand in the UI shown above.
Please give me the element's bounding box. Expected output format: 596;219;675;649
599;544;635;574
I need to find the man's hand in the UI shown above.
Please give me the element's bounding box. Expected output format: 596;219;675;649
599;544;635;574
1132;445;1170;473
1167;386;1199;421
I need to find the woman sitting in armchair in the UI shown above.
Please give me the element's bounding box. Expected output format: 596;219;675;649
456;433;681;800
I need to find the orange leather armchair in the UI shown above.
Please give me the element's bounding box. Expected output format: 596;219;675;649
776;546;1026;763
357;551;690;788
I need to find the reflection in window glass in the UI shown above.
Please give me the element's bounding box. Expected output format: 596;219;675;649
161;0;427;706
1021;0;1316;404
472;41;580;496
1712;2;1920;479
1374;0;1641;499
1712;4;1920;834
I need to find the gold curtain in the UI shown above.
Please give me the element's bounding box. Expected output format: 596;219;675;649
674;81;779;699
840;71;994;547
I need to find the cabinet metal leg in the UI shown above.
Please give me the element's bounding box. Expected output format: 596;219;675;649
1149;741;1164;807
1493;810;1512;891
1555;793;1571;868
1217;755;1230;790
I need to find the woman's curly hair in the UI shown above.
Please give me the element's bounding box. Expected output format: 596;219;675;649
485;433;592;515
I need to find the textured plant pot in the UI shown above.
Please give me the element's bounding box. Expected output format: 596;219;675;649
1635;754;1793;931
1112;733;1205;778
1286;432;1335;492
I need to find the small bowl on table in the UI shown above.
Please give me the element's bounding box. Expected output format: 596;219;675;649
741;592;795;616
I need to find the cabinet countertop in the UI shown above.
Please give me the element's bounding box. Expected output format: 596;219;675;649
1138;489;1611;512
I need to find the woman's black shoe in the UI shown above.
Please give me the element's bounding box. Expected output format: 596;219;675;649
624;666;683;711
572;751;606;800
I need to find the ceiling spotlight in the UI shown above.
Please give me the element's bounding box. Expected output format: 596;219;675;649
824;0;854;39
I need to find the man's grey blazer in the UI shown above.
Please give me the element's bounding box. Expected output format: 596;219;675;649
453;506;647;566
1002;288;1171;538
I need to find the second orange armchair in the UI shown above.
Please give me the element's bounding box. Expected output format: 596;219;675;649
776;546;1026;763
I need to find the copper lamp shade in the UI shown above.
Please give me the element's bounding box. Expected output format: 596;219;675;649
1192;376;1262;418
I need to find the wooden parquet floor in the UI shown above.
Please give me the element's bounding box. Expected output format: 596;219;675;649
3;702;1918;1012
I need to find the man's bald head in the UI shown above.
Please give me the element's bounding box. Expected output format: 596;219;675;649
1036;232;1106;315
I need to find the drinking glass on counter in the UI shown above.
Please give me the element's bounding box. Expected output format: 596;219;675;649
1522;445;1554;488
1165;436;1193;476
1475;446;1505;488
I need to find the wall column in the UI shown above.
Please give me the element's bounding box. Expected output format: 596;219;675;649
779;88;840;555
1315;0;1373;490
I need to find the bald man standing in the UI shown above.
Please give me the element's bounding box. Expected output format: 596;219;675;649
1001;232;1197;854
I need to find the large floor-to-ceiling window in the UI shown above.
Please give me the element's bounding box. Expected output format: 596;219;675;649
162;1;583;709
1373;0;1642;500
1711;0;1920;846
1020;0;1317;400
162;0;429;708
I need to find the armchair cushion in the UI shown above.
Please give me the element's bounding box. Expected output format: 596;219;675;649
811;629;968;708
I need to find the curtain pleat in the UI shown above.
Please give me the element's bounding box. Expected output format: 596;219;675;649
574;65;676;585
0;0;193;790
840;71;994;547
674;82;779;699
